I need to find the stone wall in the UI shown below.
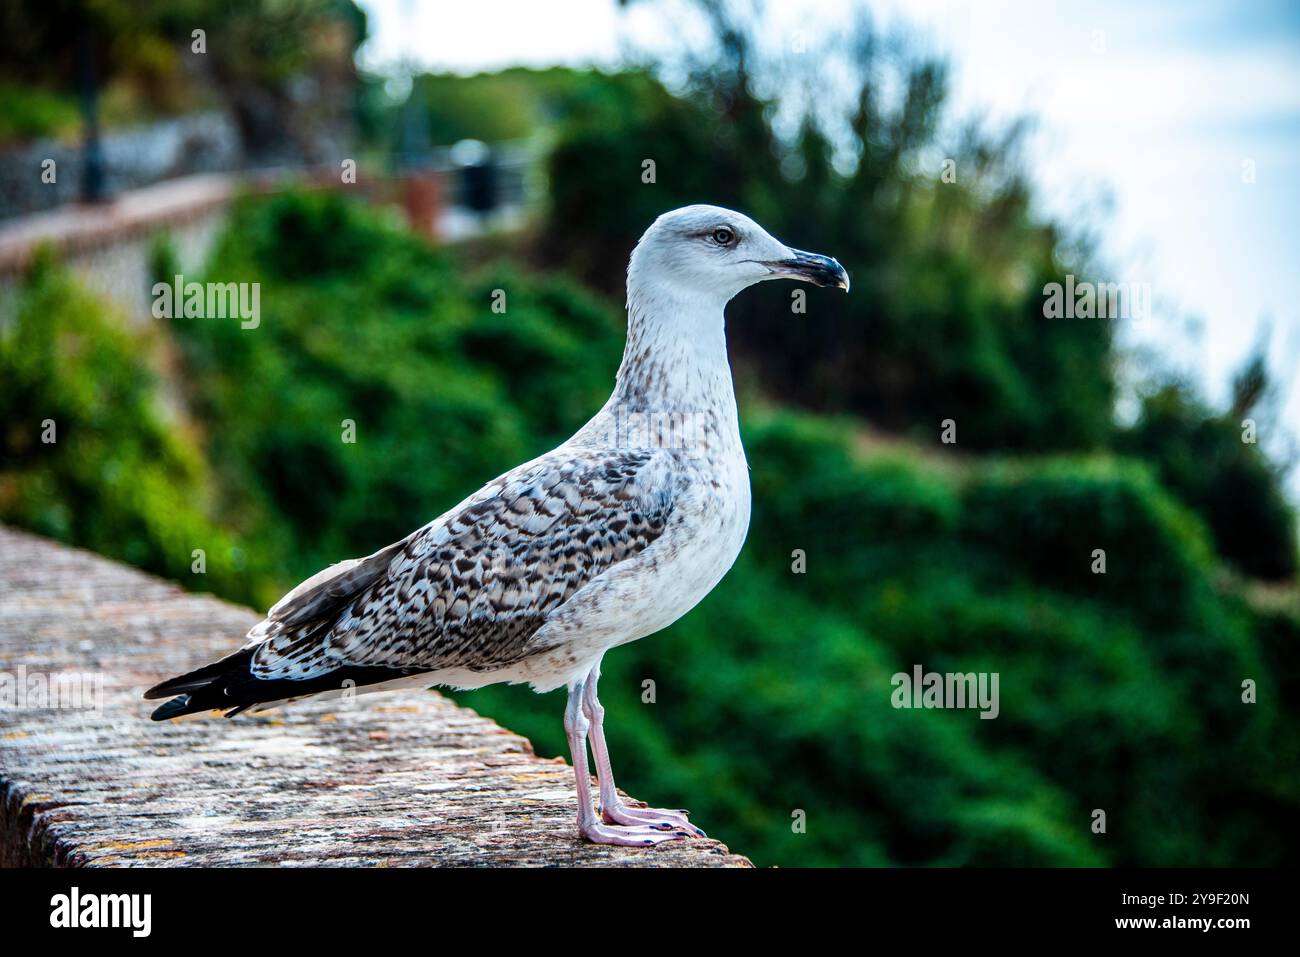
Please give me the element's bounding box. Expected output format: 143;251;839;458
0;527;750;868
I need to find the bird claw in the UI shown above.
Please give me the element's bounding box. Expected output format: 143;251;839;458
601;802;707;838
580;821;693;846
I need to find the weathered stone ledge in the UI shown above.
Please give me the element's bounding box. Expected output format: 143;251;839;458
0;527;750;867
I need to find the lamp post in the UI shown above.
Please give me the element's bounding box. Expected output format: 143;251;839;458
77;14;108;203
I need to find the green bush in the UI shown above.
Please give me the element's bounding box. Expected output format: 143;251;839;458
961;457;1213;624
0;251;269;606
1119;385;1298;580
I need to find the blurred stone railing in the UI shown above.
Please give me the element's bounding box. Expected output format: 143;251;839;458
0;112;242;221
0;152;534;330
0;173;241;328
0;527;750;867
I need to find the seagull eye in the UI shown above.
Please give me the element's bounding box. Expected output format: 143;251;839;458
711;227;736;247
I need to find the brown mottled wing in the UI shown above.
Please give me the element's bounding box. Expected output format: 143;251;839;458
247;448;673;680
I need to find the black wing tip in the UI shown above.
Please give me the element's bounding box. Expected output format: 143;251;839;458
146;656;422;722
150;695;193;721
143;680;179;701
150;693;246;721
144;647;258;701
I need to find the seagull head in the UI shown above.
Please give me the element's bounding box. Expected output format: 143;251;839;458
628;204;850;304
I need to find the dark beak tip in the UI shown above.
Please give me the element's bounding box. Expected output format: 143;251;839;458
768;250;850;291
817;260;850;292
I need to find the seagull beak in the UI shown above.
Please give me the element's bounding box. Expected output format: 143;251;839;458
762;248;851;291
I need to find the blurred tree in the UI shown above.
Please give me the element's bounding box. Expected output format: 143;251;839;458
404;68;584;146
538;2;1117;454
0;0;366;159
160;0;368;162
1118;364;1298;580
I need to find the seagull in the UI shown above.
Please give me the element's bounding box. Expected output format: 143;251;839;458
145;205;849;846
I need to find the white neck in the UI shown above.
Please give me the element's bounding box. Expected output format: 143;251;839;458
573;274;742;452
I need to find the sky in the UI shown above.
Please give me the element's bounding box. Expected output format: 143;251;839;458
357;0;1300;487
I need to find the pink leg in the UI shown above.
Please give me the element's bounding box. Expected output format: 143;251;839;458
581;666;706;837
564;678;692;846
